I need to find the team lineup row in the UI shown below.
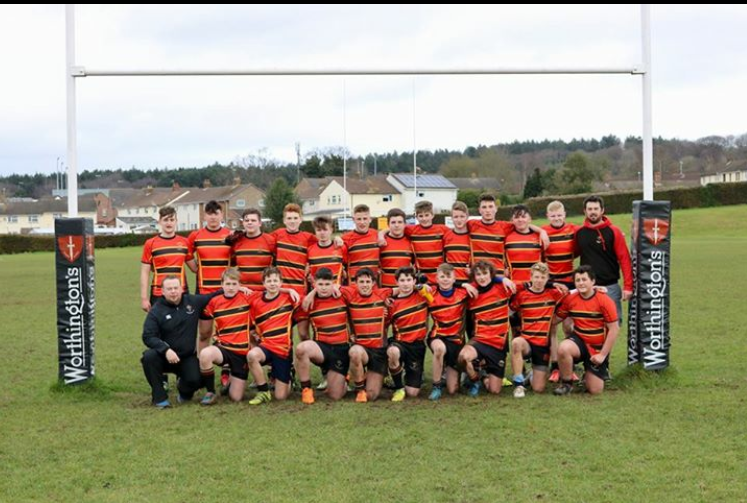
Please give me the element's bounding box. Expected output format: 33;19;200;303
140;194;632;407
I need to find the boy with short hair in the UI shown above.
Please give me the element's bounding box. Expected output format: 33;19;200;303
295;268;352;404
443;201;472;285
342;204;381;282
509;262;565;398
427;263;470;400
387;266;430;401
197;268;253;404
307;215;347;286
140;206;191;312
245;267;298;404
379;208;414;288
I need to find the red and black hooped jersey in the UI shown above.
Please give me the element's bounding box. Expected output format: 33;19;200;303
542;222;579;284
556;291;617;355
232;232;276;290
510;285;565;347
468;219;514;275
342;229;381;280
380;233;414;288
308;294;350;345
428;288;469;343
342;287;391;349
141;234;191;296
443;229;472;282
504;229;544;282
388;291;429;343
308;242;347;285
405;224;446;284
248;291;296;359
468;281;512;350
201;292;252;355
272;229;316;294
188;226;232;293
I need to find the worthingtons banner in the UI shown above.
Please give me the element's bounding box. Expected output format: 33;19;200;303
55;218;96;384
628;201;671;369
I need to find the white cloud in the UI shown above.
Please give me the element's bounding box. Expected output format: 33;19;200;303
0;4;745;175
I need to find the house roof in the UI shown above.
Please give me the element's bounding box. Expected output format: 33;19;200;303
295;178;328;200
0;195;98;215
174;184;263;205
108;187;187;210
325;175;398;195
389;173;457;189
447;177;501;190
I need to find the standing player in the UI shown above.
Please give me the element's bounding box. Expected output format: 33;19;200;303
343;204;381;282
140;206;191;312
187;200;233;391
468;194;549;278
504;205;544;283
245;267;298;405
307;216;347;286
509;263;565;397
443;201;472;286
554;265;619;396
387;266;430;401
542;200;581;382
379;208;414;288
405;201;447;284
295;268;351;404
230;208;276;291
186;200;232;294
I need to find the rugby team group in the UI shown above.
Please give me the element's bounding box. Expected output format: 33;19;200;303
140;193;632;408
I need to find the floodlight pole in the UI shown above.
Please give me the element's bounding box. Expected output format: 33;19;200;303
65;4;78;215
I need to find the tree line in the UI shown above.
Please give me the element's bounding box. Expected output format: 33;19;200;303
2;134;746;199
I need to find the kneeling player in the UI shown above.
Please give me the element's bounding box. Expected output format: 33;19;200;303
344;269;392;402
509;263;565;397
554;266;619;396
387;266;430;402
245;267;297;404
458;260;514;396
427;263;471;400
198;268;253;404
296;268;351;403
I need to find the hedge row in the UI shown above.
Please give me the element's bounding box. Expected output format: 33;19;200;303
494;182;747;220
2;182;745;254
0;231;192;255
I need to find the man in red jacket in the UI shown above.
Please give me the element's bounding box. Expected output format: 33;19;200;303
574;195;633;323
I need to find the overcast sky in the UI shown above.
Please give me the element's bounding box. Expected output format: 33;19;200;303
1;4;746;176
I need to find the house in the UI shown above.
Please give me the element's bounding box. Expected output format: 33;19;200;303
107;184;190;229
170;179;265;231
0;194;105;235
700;165;747;186
300;175;402;220
386;173;458;214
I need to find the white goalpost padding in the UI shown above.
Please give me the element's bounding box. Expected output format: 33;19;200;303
64;4;654;216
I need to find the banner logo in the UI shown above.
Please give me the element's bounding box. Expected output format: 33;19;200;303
643;218;669;246
58;235;84;263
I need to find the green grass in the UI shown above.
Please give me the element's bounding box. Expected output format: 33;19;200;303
1;205;746;502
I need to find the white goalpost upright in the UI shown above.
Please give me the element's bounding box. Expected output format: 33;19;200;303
63;4;655;216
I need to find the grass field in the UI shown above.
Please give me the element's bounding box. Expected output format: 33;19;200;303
1;205;746;502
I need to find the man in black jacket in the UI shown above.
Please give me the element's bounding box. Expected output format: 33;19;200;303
142;275;221;408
